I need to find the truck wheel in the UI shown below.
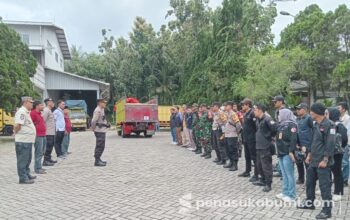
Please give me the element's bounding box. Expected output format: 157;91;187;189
4;125;13;136
118;130;122;136
121;128;128;138
143;132;152;138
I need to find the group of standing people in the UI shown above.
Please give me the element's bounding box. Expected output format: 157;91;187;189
170;96;350;220
13;96;110;184
13;97;72;184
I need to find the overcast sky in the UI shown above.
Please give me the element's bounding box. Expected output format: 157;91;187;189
0;0;349;52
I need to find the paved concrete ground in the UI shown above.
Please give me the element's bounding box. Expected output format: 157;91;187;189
0;131;349;220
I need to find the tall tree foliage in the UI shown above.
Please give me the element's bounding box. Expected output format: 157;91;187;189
0;22;37;111
65;1;350;105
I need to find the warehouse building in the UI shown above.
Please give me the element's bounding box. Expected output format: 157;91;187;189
5;20;109;115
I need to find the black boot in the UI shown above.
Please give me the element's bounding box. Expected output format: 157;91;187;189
262;184;272;192
216;160;226;165
95;158;106;166
99;158;107;165
223;160;233;168
200;149;207;157
297;200;316;210
249;175;259;182
238;171;250;177
205;152;211;159
229;161;238;171
213;158;220;163
315;211;331;219
252;178;266;186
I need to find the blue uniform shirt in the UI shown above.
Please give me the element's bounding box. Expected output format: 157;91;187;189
297;114;313;151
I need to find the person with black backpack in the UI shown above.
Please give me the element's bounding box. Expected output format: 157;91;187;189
297;103;336;219
326;108;348;202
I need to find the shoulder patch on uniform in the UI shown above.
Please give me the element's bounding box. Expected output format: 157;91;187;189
20;114;25;120
291;127;297;133
330;128;336;135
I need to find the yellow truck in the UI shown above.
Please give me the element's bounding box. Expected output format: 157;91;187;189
157;105;183;128
0;108;15;136
158;106;172;128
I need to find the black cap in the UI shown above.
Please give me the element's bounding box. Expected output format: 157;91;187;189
255;103;267;112
296;103;308;110
33;100;42;108
97;98;107;103
310;103;326;116
272;95;285;103
241;98;253;106
44;98;53;103
64;106;69;109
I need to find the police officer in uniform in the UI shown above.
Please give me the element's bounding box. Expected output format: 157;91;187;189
91;98;110;166
297;103;335;219
253;103;277;192
295;103;313;184
13;97;37;184
238;98;259;182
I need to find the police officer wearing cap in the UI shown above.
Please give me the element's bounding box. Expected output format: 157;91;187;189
238;98;259;181
253;103;277;192
13;97;37;184
297;103;335;219
295;103;313;184
91;98;110;166
272;95;285;178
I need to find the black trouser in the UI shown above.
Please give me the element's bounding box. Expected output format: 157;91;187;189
212;130;227;161
225;137;239;162
331;154;344;195
44;135;55;161
243;141;258;176
54;131;64;157
296;154;309;183
306;166;332;214
94;132;106;159
256;148;273;186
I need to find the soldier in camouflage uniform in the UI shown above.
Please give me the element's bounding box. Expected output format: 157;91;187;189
191;104;202;154
198;104;213;159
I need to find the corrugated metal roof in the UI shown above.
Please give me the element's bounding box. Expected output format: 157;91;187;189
45;67;110;87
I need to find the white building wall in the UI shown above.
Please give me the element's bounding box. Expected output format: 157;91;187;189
31;64;46;91
7;24;42;47
42;27;64;71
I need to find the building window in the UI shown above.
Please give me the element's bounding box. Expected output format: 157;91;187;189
55;52;58;62
21;34;30;45
60;58;63;67
47;40;52;54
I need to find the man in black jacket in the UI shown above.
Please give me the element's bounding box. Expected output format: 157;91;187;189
252;103;277;192
238;98;259;182
297;103;335;220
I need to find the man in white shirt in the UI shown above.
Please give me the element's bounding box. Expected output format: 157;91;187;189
53;100;66;159
338;102;350;186
13;97;36;184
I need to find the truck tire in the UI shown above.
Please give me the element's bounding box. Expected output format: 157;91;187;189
121;127;128;138
143;131;152;138
117;130;122;136
4;125;13;136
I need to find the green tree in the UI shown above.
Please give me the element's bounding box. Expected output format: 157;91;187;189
0;22;37;111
